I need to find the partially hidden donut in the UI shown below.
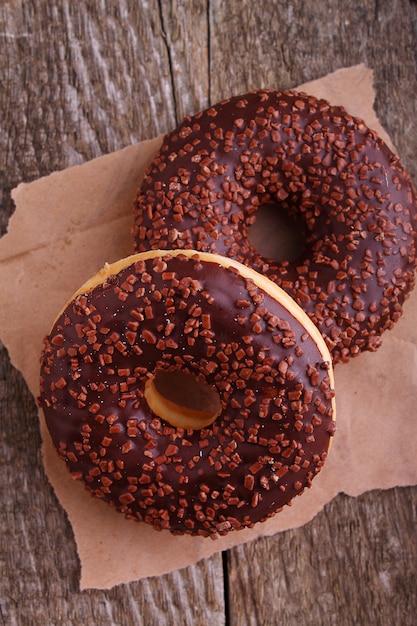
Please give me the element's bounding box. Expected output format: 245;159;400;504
38;249;336;537
133;89;417;364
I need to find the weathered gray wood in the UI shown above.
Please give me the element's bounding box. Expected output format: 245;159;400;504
216;2;417;624
0;2;224;625
228;488;417;626
1;0;417;624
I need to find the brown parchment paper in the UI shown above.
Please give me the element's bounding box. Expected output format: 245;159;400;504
1;65;416;590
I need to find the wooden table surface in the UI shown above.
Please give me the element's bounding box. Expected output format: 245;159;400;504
1;2;417;624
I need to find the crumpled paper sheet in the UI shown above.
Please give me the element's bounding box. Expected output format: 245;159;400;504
1;64;416;590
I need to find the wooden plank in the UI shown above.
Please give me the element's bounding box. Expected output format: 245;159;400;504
0;2;224;624
209;0;417;623
209;0;417;184
227;488;417;625
1;0;417;624
158;0;210;121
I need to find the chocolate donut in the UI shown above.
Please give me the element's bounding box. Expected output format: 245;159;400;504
39;250;336;537
133;90;417;363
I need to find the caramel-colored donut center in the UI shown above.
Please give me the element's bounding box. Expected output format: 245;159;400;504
144;369;222;430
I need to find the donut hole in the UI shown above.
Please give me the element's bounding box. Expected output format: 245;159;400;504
248;203;306;262
144;369;222;430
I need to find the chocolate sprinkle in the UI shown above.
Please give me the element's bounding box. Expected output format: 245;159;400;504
133;90;417;363
39;252;335;537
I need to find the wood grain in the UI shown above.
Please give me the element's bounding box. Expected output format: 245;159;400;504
228;488;417;626
1;1;417;624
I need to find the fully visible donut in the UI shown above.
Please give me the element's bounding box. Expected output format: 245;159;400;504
133;89;417;364
38;250;336;537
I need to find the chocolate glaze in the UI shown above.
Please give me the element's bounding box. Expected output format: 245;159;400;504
39;253;335;537
133;90;417;363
